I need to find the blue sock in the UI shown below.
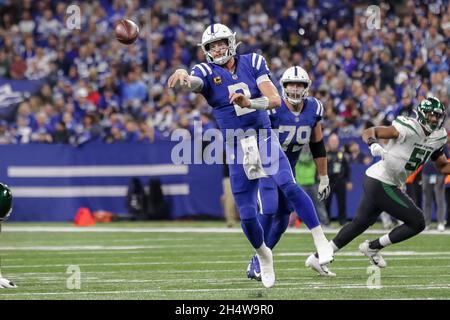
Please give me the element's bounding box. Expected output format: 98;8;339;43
266;214;290;249
257;213;273;244
241;217;264;249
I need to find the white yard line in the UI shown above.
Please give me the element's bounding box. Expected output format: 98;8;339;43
3;255;450;269
0;245;167;251
3;226;450;235
9;265;450;276
0;284;449;297
11;274;450;283
0;244;250;251
278;251;450;256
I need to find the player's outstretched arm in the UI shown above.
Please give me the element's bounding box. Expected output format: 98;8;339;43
309;123;330;201
362;125;400;143
257;81;282;109
363;126;399;158
167;69;203;92
229;80;281;110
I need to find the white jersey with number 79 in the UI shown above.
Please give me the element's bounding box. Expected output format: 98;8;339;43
366;116;447;188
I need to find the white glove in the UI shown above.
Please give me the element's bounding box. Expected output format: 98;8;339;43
370;143;386;159
0;277;17;288
318;175;330;201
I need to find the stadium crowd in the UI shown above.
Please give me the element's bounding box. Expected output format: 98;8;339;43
0;0;448;147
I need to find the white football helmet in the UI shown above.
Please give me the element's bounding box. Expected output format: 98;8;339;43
280;66;311;105
199;23;239;65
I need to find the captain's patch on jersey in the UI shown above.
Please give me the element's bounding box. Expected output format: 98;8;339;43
213;76;222;85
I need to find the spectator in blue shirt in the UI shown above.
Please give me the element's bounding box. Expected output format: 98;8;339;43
121;69;147;109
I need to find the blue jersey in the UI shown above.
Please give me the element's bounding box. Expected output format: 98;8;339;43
268;97;324;168
190;53;271;133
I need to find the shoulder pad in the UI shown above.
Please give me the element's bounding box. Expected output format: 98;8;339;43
394;116;422;133
193;63;213;77
250;53;268;71
310;97;324;117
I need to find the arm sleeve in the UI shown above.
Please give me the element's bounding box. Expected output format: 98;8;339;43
309;139;326;159
185;76;204;92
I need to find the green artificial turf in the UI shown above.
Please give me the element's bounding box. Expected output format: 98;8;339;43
0;221;449;300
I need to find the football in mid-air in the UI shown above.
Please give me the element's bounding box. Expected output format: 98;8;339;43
114;19;139;45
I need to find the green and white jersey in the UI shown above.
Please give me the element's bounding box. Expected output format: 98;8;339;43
366;116;447;187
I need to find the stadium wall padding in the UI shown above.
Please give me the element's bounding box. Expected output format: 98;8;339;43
0;143;438;222
0;142;224;221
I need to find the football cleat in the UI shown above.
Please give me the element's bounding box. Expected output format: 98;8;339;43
359;240;387;268
246;255;261;281
0;277;17;289
256;247;275;288
305;254;336;277
437;223;445;232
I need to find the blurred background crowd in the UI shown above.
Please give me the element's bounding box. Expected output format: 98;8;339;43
0;0;448;148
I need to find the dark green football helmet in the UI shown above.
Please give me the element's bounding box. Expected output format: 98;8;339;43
416;97;446;132
0;183;12;222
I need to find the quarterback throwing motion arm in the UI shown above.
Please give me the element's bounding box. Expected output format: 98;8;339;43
168;66;281;109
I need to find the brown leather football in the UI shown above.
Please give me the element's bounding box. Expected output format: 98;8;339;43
114;19;139;45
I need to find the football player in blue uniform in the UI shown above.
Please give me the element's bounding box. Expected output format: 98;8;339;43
0;183;16;289
246;66;334;280
168;24;333;288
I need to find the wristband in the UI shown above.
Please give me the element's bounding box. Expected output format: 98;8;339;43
367;137;378;147
249;97;270;110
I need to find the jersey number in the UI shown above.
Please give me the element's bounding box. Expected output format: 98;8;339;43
405;147;431;171
279;125;312;152
227;82;256;116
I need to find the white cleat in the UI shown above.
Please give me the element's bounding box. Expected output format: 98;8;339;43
0;277;17;288
317;242;334;265
305;254;336;277
359;240;387;268
437;223;445;232
256;248;275;288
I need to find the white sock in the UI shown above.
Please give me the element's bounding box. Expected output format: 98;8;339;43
379;234;392;247
256;242;270;257
311;225;328;247
330;240;339;253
